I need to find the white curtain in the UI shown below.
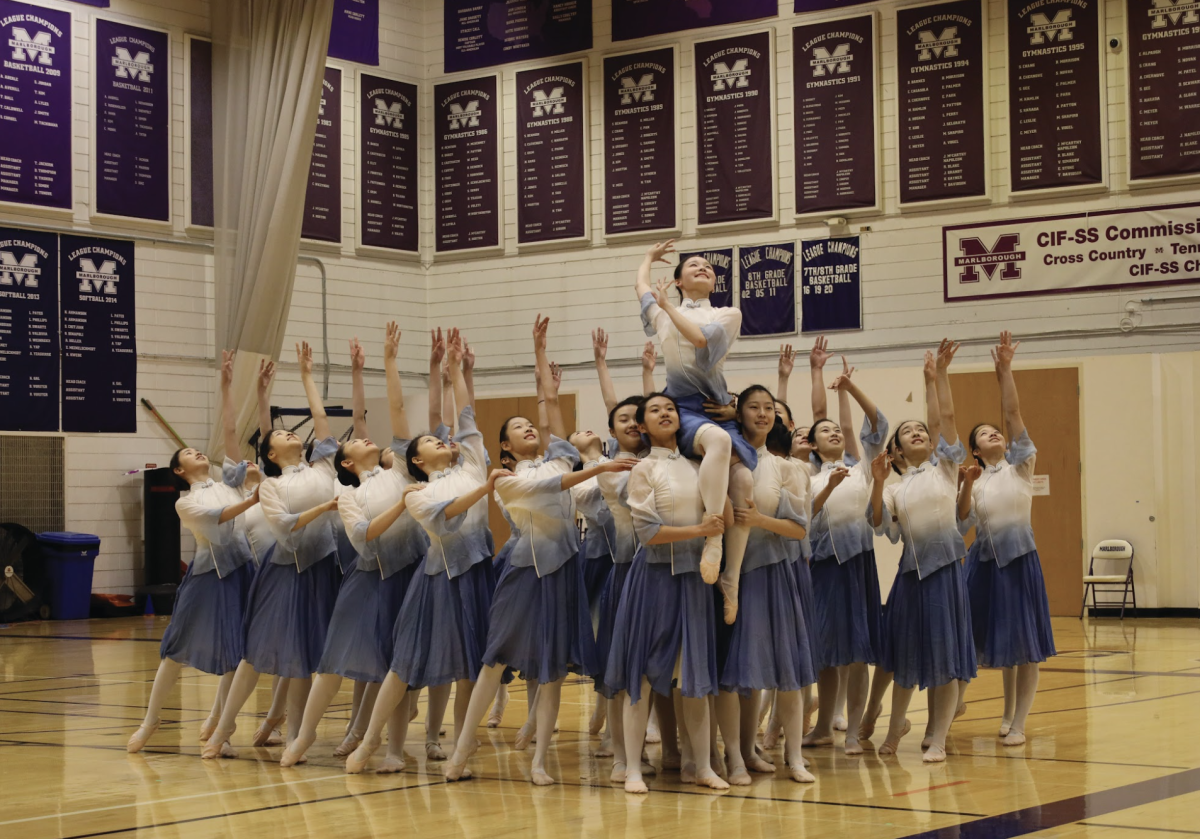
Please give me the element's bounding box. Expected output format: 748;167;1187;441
208;0;334;459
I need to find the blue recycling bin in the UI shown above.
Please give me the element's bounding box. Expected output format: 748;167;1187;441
38;532;101;620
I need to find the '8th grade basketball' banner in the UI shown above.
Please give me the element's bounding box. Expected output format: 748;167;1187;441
739;242;797;337
943;203;1200;301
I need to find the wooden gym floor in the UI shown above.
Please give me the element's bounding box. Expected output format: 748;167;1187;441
1;616;1198;839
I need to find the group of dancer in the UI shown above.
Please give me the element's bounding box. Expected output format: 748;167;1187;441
127;240;1056;793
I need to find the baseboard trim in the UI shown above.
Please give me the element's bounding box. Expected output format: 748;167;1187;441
1085;607;1200;619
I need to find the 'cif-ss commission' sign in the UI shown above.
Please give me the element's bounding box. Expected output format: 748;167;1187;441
896;0;987;205
516;61;587;245
603;47;678;236
943;203;1200;301
1126;0;1200;182
1007;0;1104;193
694;31;775;226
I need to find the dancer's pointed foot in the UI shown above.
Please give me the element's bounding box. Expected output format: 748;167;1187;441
201;726;234;759
487;687;509;728
425;741;447;761
694;769;730;791
700;536;722;584
127;720;160;754
1002;730;1026;747
832;714;848;732
727;766;752;786
333;731;363;757
252;717;283;748
531;768;557;786
789;763;816;783
198;716;217;743
513;723;534;751
376;755;406;774
345;733;382;774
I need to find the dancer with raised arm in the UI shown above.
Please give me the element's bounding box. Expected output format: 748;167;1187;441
281;324;429;768
959;331;1055;747
346;329;512;774
636;240;754;624
201;341;342;758
128;351;260;755
442;316;634;786
869;340;977;763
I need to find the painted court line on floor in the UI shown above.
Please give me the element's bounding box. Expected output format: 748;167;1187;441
892;781;971;797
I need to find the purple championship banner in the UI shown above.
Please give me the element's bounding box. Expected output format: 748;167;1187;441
329;0;379;65
679;247;734;308
359;73;418;252
434;76;501;253
302;66;343;243
800;236;862;332
896;0;987;205
612;0;777;41
515;61;587;245
60;234;136;433
1127;0;1200;182
603;47;677;236
0;227;60;431
739;242;796;337
943;202;1200;301
1007;0;1103;192
444;0;592;73
68;0;109;6
695;31;775;226
187;37;214;228
0;1;72;210
792;14;878;216
95;18;170;222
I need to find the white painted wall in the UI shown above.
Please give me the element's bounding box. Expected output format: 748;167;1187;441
1;0;1197;609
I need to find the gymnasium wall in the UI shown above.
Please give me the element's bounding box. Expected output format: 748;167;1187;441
2;0;1197;609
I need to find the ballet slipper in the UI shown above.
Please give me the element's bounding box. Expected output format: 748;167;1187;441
344;734;382;774
252;717;283;748
611;762;629;783
1002;731;1026;747
333;731;363;757
999;719;1013;738
844;736;864;756
680;762;697;784
218;740;238;759
745;754;775;773
801;730;834;747
426;741;447;761
727;766;752;786
443;754;472;781
487;688;508;728
376;755;406;774
624;776;649;794
877;719;911;756
279;744;307;768
700;536;722;585
644;718;662;744
593;739;614;758
832;714;848;732
264;728;283;746
719;576;739;625
753;744;774;765
763;719;783;749
694;770;730;791
513;723;534;751
198;716;217;743
922;744;948;763
127;721;160;754
201;727;234;760
530;768;557;786
859;704;882;740
789;763;816;783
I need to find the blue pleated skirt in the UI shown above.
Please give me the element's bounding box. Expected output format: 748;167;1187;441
595;559;634;698
582;541;613;609
317;562;418;682
882;560;978;690
966;548;1056;668
491;545;517;685
790;555;821;664
390;558;495;689
671;391;759;470
720;562;818;695
810;550;883;671
605;554;718;704
483;553;598;684
160;560;254;675
243;550;339;679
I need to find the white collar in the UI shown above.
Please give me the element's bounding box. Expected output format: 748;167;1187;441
515;457;543;473
681;298;711;310
281;462;306;476
428;469;449;482
359;465;383;481
189;479;214;489
820;459;845;472
905;460;933;477
650;446;681;460
755;444;770;458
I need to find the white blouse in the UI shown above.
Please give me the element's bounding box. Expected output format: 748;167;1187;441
627;446;705;575
176;460;255;577
337;448;428;579
597;450;641;565
257;436;340;571
965;430;1038;567
573;458;618;561
493;437;582;576
878;436;968;578
742;447;809;574
808;409;889;564
405;407;492;579
640;293;741;404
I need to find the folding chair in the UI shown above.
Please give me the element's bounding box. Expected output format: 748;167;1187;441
1080;540;1136;620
